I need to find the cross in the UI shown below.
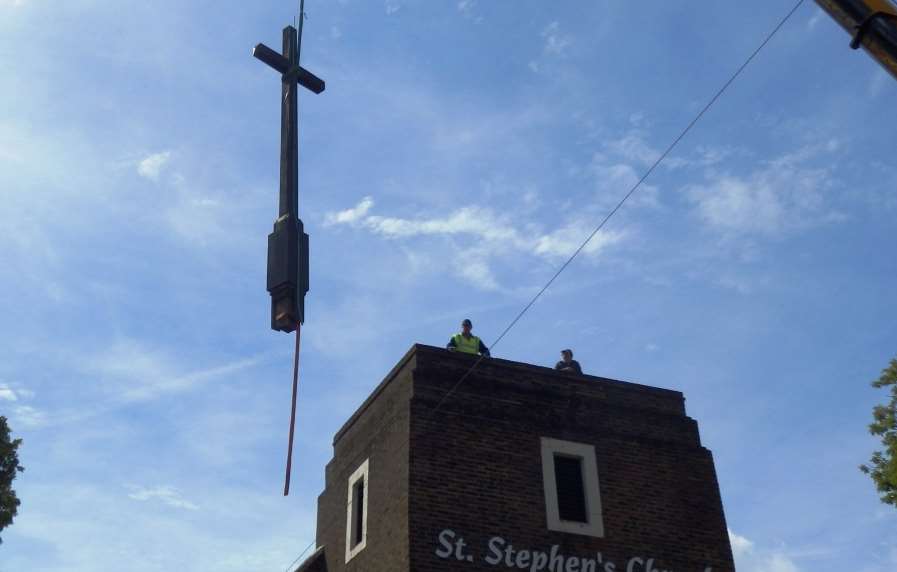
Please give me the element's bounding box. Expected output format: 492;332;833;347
253;7;325;333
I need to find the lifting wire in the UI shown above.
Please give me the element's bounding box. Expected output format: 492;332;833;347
427;0;807;419
283;0;307;498
284;538;316;572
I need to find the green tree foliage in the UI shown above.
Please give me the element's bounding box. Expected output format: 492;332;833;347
860;358;897;507
0;416;24;543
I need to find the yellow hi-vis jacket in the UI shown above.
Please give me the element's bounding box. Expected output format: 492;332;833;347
452;333;482;355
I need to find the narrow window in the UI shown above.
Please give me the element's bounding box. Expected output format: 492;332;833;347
541;437;604;537
553;454;587;522
351;478;365;547
345;459;369;562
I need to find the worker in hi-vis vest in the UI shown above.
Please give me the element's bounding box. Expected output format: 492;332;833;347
446;318;490;357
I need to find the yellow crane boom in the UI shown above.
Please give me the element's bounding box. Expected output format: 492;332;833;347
815;0;897;79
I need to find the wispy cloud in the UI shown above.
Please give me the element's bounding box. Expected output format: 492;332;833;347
127;485;199;511
137;151;172;181
868;69;891;98
534;220;624;259
806;10;823;30
324;196;374;226
683;142;844;236
530;21;574;72
324;197;624;290
385;0;400;15
729;529;802;572
81;339;264;404
2;383;43;427
457;0;479;21
11;405;47;428
0;384;18;401
730;529;755;556
541;21;573;56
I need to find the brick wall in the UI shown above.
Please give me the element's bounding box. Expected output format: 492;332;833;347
308;344;734;572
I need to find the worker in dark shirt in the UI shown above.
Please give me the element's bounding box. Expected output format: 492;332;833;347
447;319;490;357
554;349;582;374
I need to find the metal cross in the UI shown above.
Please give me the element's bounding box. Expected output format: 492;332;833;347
253;7;325;333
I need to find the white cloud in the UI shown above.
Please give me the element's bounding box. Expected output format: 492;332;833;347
729;529;803;572
589;157;660;208
530;21;574;71
457;0;478;20
12;404;47;428
453;250;500;290
807;10;823;30
0;384;17;401
534;222;624;259
81;339;263;404
323;199;624;290
10;482;314;572
869;69;890;98
684;144;843;236
606;132;660;168
137;151;172;181
729;529;755;556
330;26;342;40
362;207;521;244
541;21;572;56
127;485;199;511
385;0;400;15
324;196;374;226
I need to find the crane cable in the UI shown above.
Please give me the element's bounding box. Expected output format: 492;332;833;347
428;0;808;419
283;0;307;498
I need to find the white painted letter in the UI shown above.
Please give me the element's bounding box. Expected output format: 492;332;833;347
516;549;532;569
626;557;643;572
435;529;455;559
581;558;597;572
565;556;581;572
531;551;549;572
549;545;565;572
505;543;518;567
485;537;505;566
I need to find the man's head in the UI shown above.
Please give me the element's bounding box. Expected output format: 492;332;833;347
561;349;573;363
461;318;473;335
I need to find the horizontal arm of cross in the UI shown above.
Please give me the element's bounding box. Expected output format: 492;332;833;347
253;43;290;73
285;66;325;94
253;43;326;94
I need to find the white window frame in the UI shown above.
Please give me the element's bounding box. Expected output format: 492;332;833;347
540;437;604;537
345;458;370;563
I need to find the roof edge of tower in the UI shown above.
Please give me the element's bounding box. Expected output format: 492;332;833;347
332;343;422;445
333;344;685;445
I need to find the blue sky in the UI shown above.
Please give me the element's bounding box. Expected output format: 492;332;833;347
2;0;896;570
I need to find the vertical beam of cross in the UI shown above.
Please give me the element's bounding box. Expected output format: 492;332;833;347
280;26;299;222
254;17;325;333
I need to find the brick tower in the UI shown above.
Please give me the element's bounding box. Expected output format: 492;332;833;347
294;345;735;572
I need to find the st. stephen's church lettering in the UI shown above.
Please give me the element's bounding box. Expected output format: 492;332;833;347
435;529;713;572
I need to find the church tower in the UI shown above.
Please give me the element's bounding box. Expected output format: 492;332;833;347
294;345;735;572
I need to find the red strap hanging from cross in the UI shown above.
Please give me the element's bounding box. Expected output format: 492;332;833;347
284;323;302;496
